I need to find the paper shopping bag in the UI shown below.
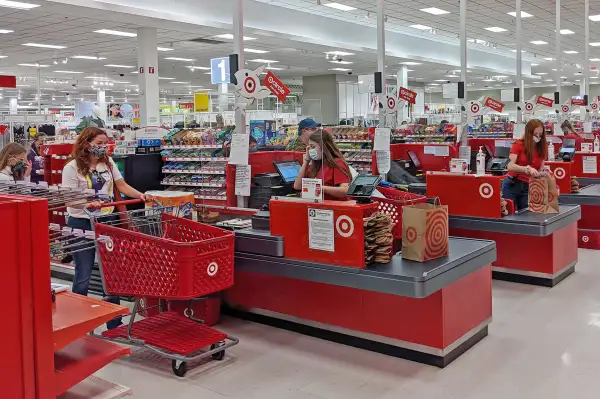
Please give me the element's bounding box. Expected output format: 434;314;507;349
401;203;449;262
528;177;559;214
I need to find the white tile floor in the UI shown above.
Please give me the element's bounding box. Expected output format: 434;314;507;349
93;248;600;399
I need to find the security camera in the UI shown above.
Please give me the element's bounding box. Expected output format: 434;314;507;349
72;84;77;88
347;71;353;75
119;73;125;77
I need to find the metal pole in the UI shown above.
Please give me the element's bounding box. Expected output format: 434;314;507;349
233;0;246;207
377;0;385;126
585;0;590;100
516;0;523;123
556;0;561;98
459;0;468;146
37;67;41;113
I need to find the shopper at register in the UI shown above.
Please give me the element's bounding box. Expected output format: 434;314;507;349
502;119;547;210
561;120;583;150
62;127;151;329
293;130;351;200
28;132;46;184
0;143;32;182
287;118;321;152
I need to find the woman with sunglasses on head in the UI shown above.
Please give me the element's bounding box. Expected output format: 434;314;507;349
0;143;32;182
293;130;352;200
502;119;548;210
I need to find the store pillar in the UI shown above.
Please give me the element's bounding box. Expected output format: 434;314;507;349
396;66;408;124
137;27;159;126
9;97;17;113
96;89;107;121
219;84;228;112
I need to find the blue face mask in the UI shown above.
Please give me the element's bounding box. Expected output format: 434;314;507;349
309;148;321;160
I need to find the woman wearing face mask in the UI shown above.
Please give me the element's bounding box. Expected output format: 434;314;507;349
62;127;151;328
561;120;583;150
503;119;548;210
293;130;351;200
27;132;46;183
0;143;32;182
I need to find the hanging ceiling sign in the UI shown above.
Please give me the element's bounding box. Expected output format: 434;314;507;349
398;87;417;104
571;97;586;106
484;97;505;113
0;75;16;88
233;65;270;114
263;71;290;102
211;57;231;85
536;96;554;107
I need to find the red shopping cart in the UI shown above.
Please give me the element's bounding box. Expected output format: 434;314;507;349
88;200;239;377
373;186;427;240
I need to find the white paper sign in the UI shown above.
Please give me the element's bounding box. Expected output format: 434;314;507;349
424;146;436;155
376;150;391;175
373;128;391;151
442;83;458;99
554;122;564;136
229;133;250;165
450;158;469;174
582;143;593;153
459;146;471;167
513;123;526;139
435;146;450;156
583;156;598;174
234;165;251;196
308;208;334;252
302;178;323;201
584;122;593;133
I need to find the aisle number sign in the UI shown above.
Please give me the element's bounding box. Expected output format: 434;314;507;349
211;57;230;84
194;92;210;112
263;71;290;102
398;87;417;104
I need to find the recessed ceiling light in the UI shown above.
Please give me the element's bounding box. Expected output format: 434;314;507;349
330;60;353;65
187;66;210;70
530;40;547;45
248;59;279;63
560;29;575;35
165;57;194;61
535;72;548;75
53;70;83;74
329;67;351;71
94;29;136;37
590;43;600;47
543;57;554;60
564;50;579;54
245;48;269;54
420;7;449;15
590;15;600;21
325;51;354;56
18;63;49;67
22;42;66;49
0;0;39;9
171;81;190;84
266;66;284;70
591;58;600;61
0;29;13;34
158;77;175;80
485;27;507;33
104;64;135;68
401;61;422;65
72;55;106;60
410;24;432;30
213;34;256;40
508;11;533;18
323;2;356;11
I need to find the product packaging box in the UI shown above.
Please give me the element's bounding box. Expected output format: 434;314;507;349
145;190;194;217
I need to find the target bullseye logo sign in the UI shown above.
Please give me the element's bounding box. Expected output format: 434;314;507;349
184;308;195;318
562;105;570;113
336;215;354;237
470;103;480;115
387;96;396;111
105;237;114;252
554;167;566;179
582;235;590;243
592;103;598;111
479;183;494;199
525;102;534;112
406;227;417;243
207;262;219;277
244;76;256;94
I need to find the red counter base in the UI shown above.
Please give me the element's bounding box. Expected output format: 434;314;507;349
451;224;578;287
578;204;600;249
224;266;492;368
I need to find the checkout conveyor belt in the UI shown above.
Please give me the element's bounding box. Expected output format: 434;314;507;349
449;205;581;236
559;185;600;206
234;237;496;299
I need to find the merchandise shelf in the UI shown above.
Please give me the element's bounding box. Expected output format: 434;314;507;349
54;335;130;396
164;156;228;162
162;169;226;175
195;195;228;201
161;181;226;188
335;139;371;143
161;144;222;150
339;148;372;153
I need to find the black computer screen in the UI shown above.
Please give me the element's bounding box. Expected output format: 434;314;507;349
274;161;302;184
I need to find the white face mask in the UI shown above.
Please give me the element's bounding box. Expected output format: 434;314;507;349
533;136;541;143
309;148;322;160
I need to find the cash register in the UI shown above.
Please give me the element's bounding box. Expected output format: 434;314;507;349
486;146;511;176
249;160;302;209
347;175;382;203
559;138;576;161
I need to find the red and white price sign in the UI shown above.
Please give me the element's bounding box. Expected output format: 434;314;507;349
484;97;505;113
536;96;554;107
263;71;290;102
571;97;586;106
398;87;417;104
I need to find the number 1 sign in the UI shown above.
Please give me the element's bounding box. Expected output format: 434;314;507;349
211;57;230;84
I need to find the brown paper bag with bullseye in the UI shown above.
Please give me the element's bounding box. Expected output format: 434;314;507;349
401;203;449;262
528;177;559;214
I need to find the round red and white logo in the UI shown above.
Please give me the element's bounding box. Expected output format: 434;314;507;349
470;103;480;114
525;103;534;111
207;262;219;277
479;183;494;199
582;235;590;243
336;215;354;238
387;97;396;110
105;237;114;252
592;103;598;111
244;76;256;94
554;167;566;179
562;105;570;113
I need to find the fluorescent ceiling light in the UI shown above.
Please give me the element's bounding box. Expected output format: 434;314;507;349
591;76;599;79
535;72;548;75
323;2;356;11
561;29;575;35
508;11;533;18
165;57;194;61
590;43;600;46
561;76;568;78
589;15;600;21
326;51;354;56
329;68;351;71
531;63;540;66
158;77;175;80
104;64;135;68
330;60;353;65
245;48;269;54
0;0;39;9
72;55;106;60
18;63;49;67
493;75;508;78
428;83;440;86
434;79;448;82
530;40;547;45
53;70;83;74
401;61;422;65
189;85;204;88
410;24;432;30
544;79;554;82
266;67;284;70
0;29;13;34
543;57;554;60
214;34;255;40
482;79;495;82
0;55;7;58
187;66;210;70
590;58;600;61
445;74;459;78
485;27;507;33
420;7;449;15
22;42;66;49
406;69;414;72
248;59;279;63
94;29;137;37
171;81;189;84
564;50;579;54
157;47;173;52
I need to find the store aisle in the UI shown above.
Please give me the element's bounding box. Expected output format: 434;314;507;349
94;249;600;399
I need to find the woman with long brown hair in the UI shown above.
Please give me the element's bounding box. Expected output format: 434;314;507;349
62;127;151;329
503;119;547;210
0;143;32;181
293;129;351;200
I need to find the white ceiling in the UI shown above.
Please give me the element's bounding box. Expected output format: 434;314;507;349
1;0;599;109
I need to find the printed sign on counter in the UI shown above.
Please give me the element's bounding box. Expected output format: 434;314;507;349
582;143;593;153
308;208;334;252
263;71;290;102
583;156;598;174
302;178;323;201
449;158;469;174
398;87;417;104
373;128;391;151
229;133;250;165
484;97;505;113
234;165;251;196
536;96;554;107
376;150;391;175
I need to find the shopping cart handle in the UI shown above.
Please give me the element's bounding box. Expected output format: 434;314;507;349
87;198;145;209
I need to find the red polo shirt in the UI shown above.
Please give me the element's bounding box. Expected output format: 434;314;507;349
507;140;543;183
564;132;583;151
310;158;351;200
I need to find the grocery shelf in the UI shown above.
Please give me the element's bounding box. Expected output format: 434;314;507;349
164;156;228;162
334;139;371;143
162;169;226;175
339;148;373;153
54;335;130;396
161;181;226;188
161;144;222;149
195;195;227;201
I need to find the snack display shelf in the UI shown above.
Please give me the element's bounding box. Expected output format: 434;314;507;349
165;156;228;162
161;144;222;149
339;148;373;153
195;195;228;201
162;169;226;175
335;139;371;143
161;181;226;188
402;134;455;139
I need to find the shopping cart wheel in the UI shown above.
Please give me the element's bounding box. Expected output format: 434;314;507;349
171;360;188;377
210;342;226;361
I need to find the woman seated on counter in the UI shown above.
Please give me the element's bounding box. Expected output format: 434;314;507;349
293;130;351;200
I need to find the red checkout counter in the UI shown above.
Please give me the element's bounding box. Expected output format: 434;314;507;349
223;198;496;367
427;172;580;287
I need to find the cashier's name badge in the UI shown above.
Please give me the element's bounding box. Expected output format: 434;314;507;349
302;178;323;202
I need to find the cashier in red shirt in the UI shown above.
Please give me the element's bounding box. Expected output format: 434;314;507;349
502;119;547;210
293;130;351;200
561;120;583;150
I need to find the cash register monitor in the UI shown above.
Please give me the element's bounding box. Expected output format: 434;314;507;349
563;139;576;148
274;160;302;185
